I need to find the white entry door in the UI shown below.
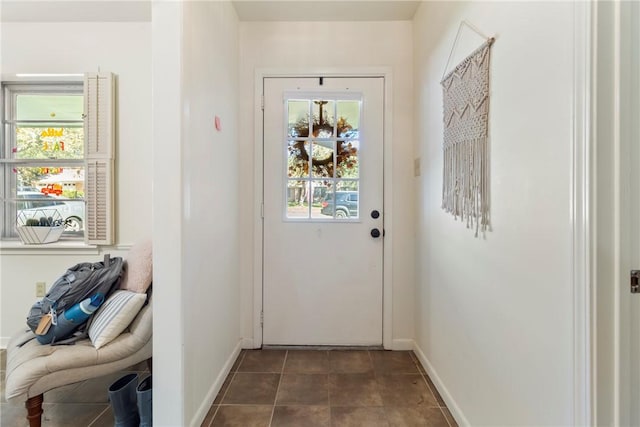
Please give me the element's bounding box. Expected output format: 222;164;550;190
262;77;384;346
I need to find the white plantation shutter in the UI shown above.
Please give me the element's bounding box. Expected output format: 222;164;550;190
84;72;115;245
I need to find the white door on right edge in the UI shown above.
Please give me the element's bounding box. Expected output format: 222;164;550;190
629;2;640;424
623;1;640;425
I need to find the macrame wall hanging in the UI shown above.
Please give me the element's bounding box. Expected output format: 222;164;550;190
441;21;495;237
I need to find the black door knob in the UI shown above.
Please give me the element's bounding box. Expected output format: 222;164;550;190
371;210;380;219
370;228;381;238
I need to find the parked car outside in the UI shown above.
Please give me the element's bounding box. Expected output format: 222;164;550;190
17;191;85;232
321;191;359;218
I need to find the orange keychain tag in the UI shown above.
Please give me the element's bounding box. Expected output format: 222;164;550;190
35;314;52;335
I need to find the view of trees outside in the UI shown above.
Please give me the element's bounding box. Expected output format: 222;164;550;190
16;126;84;199
15;93;84;199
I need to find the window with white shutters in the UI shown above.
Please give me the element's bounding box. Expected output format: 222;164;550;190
0;73;115;245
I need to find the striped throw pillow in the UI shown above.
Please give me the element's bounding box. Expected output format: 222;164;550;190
88;290;147;349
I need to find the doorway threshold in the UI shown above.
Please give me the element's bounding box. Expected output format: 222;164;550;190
261;344;385;351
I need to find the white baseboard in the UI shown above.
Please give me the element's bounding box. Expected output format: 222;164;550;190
242;337;258;349
190;339;242;427
390;338;414;351
412;341;469;427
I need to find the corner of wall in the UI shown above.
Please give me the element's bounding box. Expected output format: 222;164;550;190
189;339;242;427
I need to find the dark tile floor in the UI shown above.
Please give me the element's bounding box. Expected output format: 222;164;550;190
1;349;149;427
1;348;458;427
201;349;458;427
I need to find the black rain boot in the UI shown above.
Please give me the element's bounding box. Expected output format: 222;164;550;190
137;375;152;427
108;373;139;427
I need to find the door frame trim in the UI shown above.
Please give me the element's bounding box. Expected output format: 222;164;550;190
591;1;640;425
603;1;640;424
572;1;594;425
253;68;394;349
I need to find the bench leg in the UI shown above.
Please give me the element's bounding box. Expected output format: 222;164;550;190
26;394;43;427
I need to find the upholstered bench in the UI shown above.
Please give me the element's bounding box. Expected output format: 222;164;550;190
4;239;153;427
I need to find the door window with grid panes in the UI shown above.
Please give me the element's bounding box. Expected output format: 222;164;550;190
285;94;361;220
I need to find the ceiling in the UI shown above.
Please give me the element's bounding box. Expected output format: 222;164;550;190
0;0;420;23
231;1;421;22
0;1;152;22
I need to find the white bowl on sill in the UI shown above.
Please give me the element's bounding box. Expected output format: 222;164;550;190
16;225;64;244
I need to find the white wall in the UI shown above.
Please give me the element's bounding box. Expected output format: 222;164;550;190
182;1;241;425
413;2;575;425
0;21;152;344
151;2;184;425
152;2;241;426
238;20;415;347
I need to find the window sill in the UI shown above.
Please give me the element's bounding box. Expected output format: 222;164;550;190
0;240;99;255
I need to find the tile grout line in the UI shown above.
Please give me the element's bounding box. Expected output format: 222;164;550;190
206;403;277;407
327;350;332;427
207;350;247;427
410;351;453;427
87;405;110;427
267;350;288;427
366;350;389;426
410;351;439;399
372;350;397;427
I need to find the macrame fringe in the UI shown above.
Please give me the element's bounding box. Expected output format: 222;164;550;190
441;137;490;237
441;39;492;237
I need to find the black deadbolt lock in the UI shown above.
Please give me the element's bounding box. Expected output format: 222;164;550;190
371;210;380;219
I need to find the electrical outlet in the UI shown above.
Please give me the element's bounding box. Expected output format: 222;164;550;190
36;282;46;297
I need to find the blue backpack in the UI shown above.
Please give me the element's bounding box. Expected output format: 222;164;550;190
25;254;124;345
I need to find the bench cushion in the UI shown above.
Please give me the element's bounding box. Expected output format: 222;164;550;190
4;298;151;403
